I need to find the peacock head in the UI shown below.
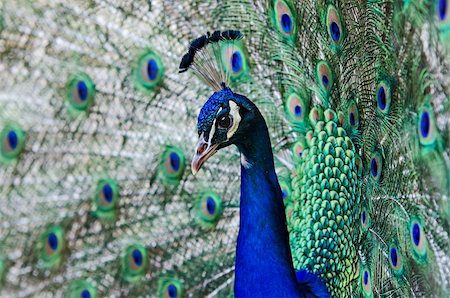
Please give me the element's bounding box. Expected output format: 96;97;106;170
192;86;255;174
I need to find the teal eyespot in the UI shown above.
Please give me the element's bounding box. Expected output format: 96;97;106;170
360;266;372;297
134;51;165;92
39;226;64;269
388;244;404;275
93;178;120;221
438;0;448;21
121;244;148;283
291;140;305;163
354;153;363;177
348;101;359;129
69;280;97;298
159;146;186;185
376;81;391;114
158;277;183;298
271;0;297;39
278;177;292;203
221;41;249;81
417;104;438;147
409;218;428;262
284;92;309;124
437;0;450;33
67;74;95;112
369;151;382;182
195;191;223;229
361;208;369;230
0;124;25;163
316;61;334;93
326;5;344;46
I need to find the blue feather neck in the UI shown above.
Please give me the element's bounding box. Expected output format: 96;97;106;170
233;105;329;297
234;113;300;297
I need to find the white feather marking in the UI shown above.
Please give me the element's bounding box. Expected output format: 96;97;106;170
227;101;241;139
240;153;252;169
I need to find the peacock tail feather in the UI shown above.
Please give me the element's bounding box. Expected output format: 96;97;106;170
0;0;449;297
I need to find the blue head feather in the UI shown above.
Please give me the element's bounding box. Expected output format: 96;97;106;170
197;87;234;134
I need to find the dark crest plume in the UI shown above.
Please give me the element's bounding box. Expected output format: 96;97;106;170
179;30;243;91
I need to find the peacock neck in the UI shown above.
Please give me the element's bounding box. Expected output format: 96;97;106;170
234;114;300;297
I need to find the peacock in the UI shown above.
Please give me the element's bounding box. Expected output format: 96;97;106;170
0;0;449;297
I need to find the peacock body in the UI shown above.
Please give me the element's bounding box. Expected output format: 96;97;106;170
0;0;449;297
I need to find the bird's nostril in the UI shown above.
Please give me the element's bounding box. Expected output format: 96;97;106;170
198;143;208;155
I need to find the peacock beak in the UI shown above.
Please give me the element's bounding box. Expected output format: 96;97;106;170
192;134;220;175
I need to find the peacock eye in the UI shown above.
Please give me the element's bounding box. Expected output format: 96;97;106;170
217;114;233;129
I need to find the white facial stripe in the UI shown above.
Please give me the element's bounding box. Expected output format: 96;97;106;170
207;107;223;145
208;119;217;145
227;101;241;139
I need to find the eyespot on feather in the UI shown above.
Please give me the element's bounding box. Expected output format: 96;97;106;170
369;152;382;182
159;146;186;185
134;51;165;91
348;101;359;129
376;81;391;114
417;105;438;147
361;207;369;230
436;0;450;44
316;61;334;93
69;280;97;298
67;74;95;112
272;0;297;38
278;177;292;203
437;0;449;23
284;93;308;124
221;42;248;80
0;124;25;163
158;277;184;298
121;244;148;283
291;140;305;163
388;244;404;275
93;178;120;217
354;153;363;177
360;267;372;297
409;218;428;261
195;191;223;228
326;5;344;45
39;226;64;269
